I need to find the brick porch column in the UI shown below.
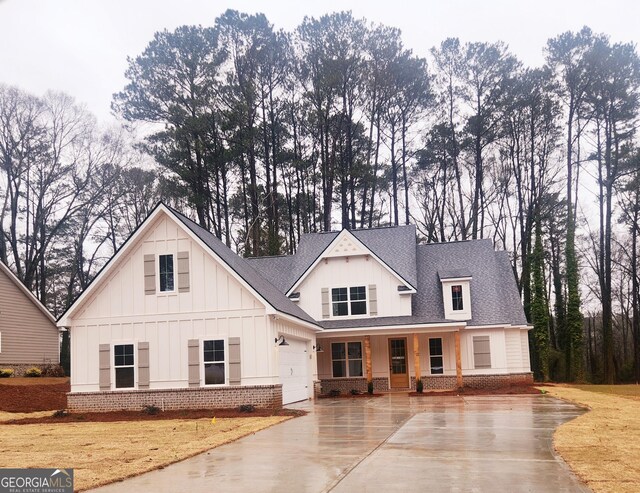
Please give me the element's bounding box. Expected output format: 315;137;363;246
364;335;372;383
455;329;463;388
413;333;421;389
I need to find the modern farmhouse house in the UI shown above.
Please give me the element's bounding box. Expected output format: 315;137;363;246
59;203;531;412
0;260;59;374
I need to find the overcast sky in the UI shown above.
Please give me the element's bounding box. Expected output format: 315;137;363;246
1;0;639;124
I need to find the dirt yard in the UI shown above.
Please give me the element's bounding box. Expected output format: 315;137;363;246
0;377;69;411
539;384;640;493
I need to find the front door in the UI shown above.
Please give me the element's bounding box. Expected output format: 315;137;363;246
388;338;409;388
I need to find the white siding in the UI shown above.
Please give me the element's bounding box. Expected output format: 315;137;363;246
69;212;276;392
296;255;412;320
505;329;523;369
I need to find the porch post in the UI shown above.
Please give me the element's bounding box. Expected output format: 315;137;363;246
364;335;372;383
413;333;421;389
455;329;463;388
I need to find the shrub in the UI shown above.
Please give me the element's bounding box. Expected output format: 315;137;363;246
42;364;65;377
350;389;361;395
416;379;424;394
328;389;341;397
0;369;14;378
142;405;161;415
239;404;255;413
367;381;374;395
24;367;42;378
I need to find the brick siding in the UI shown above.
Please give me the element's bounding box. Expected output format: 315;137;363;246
321;372;534;394
67;384;283;412
319;377;388;394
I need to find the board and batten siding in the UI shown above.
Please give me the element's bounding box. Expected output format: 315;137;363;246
296;255;412;321
69;213;273;392
0;268;58;365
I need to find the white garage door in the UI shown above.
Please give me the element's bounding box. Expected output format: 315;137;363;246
279;338;309;405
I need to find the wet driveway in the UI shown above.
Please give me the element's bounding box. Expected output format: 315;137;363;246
91;394;589;493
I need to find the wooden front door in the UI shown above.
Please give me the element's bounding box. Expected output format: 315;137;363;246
388;338;409;388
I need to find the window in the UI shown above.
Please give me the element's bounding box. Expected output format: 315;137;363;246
203;339;225;385
159;254;174;292
429;338;444;374
331;342;363;378
114;344;135;388
451;285;463;311
473;336;491;369
331;286;367;316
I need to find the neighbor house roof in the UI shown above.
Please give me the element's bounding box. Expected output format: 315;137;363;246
0;260;56;324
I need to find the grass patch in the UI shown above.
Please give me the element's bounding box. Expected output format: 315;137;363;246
0;415;291;491
538;385;640;493
571;384;640;401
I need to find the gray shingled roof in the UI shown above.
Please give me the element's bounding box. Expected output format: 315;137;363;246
318;239;527;329
168;207;317;326
248;225;418;293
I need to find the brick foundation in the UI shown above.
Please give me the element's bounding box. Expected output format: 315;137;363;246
313;380;322;398
320;372;534;394
319;377;388;394
67;384;283;412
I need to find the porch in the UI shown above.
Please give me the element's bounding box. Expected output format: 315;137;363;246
316;327;532;395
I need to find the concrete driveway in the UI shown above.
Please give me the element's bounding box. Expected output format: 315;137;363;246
92;394;589;493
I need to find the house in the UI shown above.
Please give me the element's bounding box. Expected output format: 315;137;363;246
59;203;531;412
0;260;59;374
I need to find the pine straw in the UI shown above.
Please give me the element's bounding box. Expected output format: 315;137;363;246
0;415;290;491
538;385;640;493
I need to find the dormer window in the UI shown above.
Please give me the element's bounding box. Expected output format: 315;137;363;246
451;285;463;311
440;275;472;321
332;286;367;316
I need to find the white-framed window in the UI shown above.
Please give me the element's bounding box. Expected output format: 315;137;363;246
113;343;135;389
203;339;226;385
451;285;463;311
159;254;175;292
331;341;363;378
331;286;367;316
473;336;491;369
429;338;444;374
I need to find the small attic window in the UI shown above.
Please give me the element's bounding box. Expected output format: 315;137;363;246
452;285;464;311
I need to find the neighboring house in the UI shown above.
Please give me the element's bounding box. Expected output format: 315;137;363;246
59;203;531;412
0;261;59;374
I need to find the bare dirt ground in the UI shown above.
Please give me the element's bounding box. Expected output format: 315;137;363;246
0;377;69;411
539;384;640;493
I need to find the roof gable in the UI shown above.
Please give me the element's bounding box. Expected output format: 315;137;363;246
59;203;318;328
0;261;56;324
283;228;417;295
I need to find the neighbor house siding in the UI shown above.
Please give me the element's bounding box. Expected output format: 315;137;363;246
296;255;412;321
0;268;58;366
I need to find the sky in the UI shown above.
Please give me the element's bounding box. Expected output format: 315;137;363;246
1;0;639;125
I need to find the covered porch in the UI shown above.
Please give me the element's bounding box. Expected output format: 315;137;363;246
316;325;532;395
316;327;465;394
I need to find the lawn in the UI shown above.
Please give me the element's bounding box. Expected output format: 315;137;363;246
539;384;640;493
0;377;293;491
0;413;291;491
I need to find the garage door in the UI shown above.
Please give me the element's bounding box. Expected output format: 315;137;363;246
279;338;309;405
